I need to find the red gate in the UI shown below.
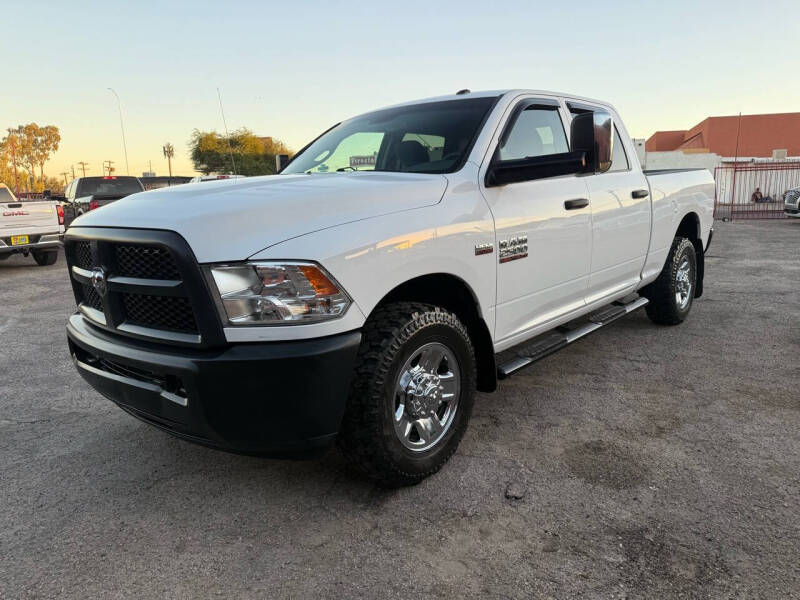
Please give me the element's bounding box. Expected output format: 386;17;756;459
714;162;800;220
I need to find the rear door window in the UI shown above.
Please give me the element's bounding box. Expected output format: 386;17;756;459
609;127;629;172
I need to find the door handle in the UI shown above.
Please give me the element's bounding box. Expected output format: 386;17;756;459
564;198;589;210
631;189;649;199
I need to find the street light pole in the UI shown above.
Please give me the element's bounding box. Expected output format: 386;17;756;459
107;88;130;175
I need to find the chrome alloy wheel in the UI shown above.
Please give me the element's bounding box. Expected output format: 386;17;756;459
675;257;693;310
393;342;461;452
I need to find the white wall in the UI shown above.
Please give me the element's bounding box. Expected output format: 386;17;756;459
642;151;722;173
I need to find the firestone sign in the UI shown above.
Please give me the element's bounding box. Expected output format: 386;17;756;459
349;155;377;168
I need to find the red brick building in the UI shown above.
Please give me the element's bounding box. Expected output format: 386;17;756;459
645;113;800;157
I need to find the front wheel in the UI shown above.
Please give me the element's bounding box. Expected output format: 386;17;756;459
643;236;697;325
338;302;476;487
32;250;58;266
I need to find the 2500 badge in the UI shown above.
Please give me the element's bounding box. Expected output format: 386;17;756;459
498;235;528;263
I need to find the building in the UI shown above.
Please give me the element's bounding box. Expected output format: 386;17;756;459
645;113;800;157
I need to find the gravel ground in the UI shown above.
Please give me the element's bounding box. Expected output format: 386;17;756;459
1;220;798;599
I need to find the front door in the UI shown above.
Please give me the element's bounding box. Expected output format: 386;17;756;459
481;98;592;347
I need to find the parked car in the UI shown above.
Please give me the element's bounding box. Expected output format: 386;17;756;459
64;89;714;486
62;176;144;226
0;184;64;265
784;186;800;217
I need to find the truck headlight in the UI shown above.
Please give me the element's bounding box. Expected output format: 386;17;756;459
208;262;351;325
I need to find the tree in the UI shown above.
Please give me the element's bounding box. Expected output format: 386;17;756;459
0;142;18;190
189;128;292;176
2;124;61;191
33;125;61;188
162;143;174;177
42;176;65;194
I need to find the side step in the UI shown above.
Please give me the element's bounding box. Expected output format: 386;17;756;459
496;295;649;379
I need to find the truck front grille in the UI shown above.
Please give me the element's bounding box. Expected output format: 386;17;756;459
122;293;197;333
80;282;104;311
64;230;224;347
115;245;181;279
73;241;93;270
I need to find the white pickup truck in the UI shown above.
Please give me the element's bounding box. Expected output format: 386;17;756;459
65;90;714;486
0;184;64;265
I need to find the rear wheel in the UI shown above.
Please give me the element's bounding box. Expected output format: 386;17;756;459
338;302;476;487
643;237;697;325
32;250;58;266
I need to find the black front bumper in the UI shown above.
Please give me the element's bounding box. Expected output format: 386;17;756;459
67;314;361;457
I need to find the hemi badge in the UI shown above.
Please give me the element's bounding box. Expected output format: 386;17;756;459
474;243;493;256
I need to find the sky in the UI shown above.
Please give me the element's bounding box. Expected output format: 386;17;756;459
3;0;799;179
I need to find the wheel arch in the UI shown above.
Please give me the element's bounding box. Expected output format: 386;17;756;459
374;273;497;393
675;211;705;298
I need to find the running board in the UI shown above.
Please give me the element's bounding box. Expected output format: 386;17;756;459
496;295;649;379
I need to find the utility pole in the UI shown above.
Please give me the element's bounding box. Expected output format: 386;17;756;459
77;161;89;177
60;171;69;185
162;143;174;177
103;160;115;176
71;165;76;179
107;88;130;175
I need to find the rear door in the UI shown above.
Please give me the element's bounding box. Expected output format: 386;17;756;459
565;101;651;303
480;97;592;346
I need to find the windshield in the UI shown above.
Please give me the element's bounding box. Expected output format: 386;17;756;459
283;97;498;175
77;177;143;197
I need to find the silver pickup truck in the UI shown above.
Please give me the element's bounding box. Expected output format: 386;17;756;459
0;184;63;265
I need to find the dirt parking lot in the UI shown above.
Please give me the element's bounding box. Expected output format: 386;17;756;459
1;220;798;599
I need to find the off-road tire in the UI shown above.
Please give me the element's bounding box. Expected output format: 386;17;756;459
32;250;58;266
643;237;697;325
338;302;477;487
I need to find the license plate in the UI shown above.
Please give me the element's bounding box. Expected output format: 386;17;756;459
10;235;29;246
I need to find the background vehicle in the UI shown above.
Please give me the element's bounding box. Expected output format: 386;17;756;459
0;184;64;265
140;176;193;191
188;174;246;183
64;90;714;486
62;176;144;225
784;186;800;217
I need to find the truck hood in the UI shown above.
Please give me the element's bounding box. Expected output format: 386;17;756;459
71;172;448;262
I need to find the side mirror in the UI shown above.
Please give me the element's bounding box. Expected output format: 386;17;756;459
570;111;613;173
275;154;290;173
